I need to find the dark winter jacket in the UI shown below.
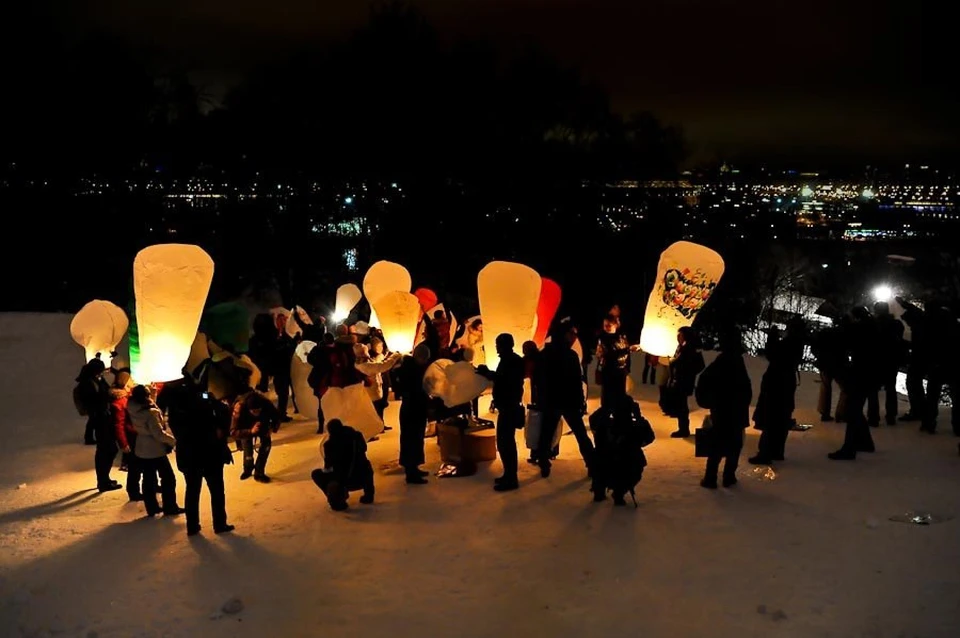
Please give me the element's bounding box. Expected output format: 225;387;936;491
696;351;753;431
535;342;584;412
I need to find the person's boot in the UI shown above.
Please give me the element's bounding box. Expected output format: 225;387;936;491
538;460;551;478
405;469;427;485
240;470;253;480
493;478;518;492
748;455;771;465
828;448;856;460
164;506;185;517
670;430;690;439
592;489;606;503
254;474;271;483
700;476;718;489
359;490;374;504
98;481;122;493
612;493;627;506
214;524;235;535
722;474;738;488
820;414;834;422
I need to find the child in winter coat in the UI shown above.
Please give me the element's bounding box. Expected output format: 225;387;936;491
127;385;183;517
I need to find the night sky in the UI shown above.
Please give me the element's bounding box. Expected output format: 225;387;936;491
39;1;960;164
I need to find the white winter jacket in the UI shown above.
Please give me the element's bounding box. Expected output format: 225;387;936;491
128;401;177;460
355;352;402;402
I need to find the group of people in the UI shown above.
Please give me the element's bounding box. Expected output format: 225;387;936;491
73;292;959;524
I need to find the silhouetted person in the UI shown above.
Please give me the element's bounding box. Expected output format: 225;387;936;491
920;305;960;436
158;372;234;537
667;327;706;438
750;320;805;464
109;368;141;501
829;308;879;460
696;327;752;488
397;344;431;484
128;385;183;517
596;312;633;407
642;353;658;385
477;334;526;491
75;358;121;492
812;322;846;422
535;320;594;477
868;301;905;426
898;298;929;421
311;419;375;510
589;394;652;505
250;313;296;422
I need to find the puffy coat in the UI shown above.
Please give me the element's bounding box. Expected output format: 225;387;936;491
110;389;134;449
128;401;177;459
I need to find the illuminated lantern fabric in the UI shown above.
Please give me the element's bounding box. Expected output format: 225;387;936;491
318;384;383;462
291;341;319;418
133;244;214;383
363;260;411;328
371;291;421;354
414;288;438;312
201;302;250;353
533;278;561;347
477;261;542;370
184;332;211;379
70;300;128;367
423;359;492;408
639;241;724;357
334;284;363;322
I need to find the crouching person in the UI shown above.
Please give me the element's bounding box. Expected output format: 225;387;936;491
311;419;375;511
588;395;654;506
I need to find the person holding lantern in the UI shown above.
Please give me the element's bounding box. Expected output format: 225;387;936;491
396;344;432;484
477;333;526;492
666;327;705;438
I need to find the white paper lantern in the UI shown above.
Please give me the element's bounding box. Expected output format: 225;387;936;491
290;340;319;418
371;290;422;355
423;358;492;408
133;244;214;383
333;284;363;322
639;241;724;357
363;260;411;328
477;261;542;370
318;384;383;460
70;300;128;367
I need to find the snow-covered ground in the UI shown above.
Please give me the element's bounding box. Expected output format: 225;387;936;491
2;312;959;638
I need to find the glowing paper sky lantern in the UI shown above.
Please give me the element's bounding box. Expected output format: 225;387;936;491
477;261;542;371
70;300;129;367
371;290;422;354
639;241;724;358
133;244;214;383
363;260;411;328
333;283;363;323
533;278;561;347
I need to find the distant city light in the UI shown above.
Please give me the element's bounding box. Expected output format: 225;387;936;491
862;187;875;199
822;263;829;269
873;285;894;303
344;196;354;204
391;182;398;188
801;185;814;198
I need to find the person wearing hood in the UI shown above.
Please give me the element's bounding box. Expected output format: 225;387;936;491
109;368;142;501
127;385;183;517
695;327;753;488
75;358;122;492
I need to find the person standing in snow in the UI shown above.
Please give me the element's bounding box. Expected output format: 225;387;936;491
535;320;594;478
396;344;432;484
157;371;235;537
666;327;706;439
109;368;142;501
76;358;122;492
127;385;183;517
749;320;805;464
595;310;634;408
695;327;752;488
477;334;526;492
